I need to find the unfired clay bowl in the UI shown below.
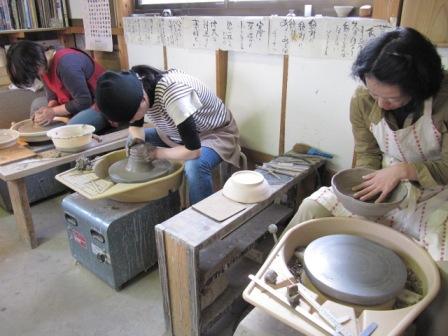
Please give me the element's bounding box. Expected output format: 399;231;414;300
0;129;19;149
332;167;407;217
222;170;271;203
11;119;65;142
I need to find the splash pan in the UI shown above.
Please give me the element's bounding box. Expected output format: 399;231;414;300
56;149;184;202
243;218;440;336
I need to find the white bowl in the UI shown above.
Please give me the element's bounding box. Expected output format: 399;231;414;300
0;129;19;149
334;5;354;17
222;170;271;203
47;124;95;153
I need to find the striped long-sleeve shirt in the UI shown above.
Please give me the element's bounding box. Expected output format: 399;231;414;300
147;69;228;143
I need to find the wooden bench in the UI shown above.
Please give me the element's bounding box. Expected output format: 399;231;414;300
0;129;128;248
155;155;325;335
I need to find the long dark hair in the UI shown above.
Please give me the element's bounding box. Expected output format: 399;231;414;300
352;27;444;102
130;65;166;107
6;40;49;88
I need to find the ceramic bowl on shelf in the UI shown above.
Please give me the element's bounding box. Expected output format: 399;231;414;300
47;124;95;153
222;170;271;204
0;129;19;149
334;5;354;17
332;167;407;217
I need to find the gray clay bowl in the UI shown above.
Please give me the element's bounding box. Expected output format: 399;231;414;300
331;167;407;217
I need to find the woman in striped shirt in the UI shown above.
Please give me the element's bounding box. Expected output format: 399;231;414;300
95;65;241;205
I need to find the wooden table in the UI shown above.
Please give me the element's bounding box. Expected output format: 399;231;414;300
0;129;128;248
155;155;325;336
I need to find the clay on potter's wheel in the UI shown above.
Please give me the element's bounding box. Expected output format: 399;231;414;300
17;119;64;133
303;234;407;306
108;144;173;183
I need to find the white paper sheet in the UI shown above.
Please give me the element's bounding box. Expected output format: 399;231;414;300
122;16;392;59
82;0;113;52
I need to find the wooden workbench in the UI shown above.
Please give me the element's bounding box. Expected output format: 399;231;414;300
155;155;325;336
0;129;128;248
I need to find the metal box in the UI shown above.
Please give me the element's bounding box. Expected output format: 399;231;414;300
62;191;180;289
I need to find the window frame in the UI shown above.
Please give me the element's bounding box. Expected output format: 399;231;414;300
134;1;372;17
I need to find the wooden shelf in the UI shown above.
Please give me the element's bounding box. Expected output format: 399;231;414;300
62;26;124;36
0;27;66;39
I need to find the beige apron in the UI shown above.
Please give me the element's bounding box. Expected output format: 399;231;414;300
309;98;448;261
156;108;241;168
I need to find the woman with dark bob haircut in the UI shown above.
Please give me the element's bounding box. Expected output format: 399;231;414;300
285;28;448;335
6;40;109;131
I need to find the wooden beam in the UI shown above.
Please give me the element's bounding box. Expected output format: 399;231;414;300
215;50;228;103
279;54;289;155
113;0;134;29
7;179;37;248
116;33;129;70
372;0;403;23
62;26;124;35
401;0;448;45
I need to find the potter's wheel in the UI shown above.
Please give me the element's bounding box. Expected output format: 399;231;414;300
108;144;173;183
303;234;407;306
11;119;65;142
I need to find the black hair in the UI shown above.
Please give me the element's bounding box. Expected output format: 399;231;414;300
6;40;49;88
352;27;444;102
130;65;166;107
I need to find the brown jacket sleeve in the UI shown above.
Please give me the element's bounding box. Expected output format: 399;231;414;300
350;87;382;170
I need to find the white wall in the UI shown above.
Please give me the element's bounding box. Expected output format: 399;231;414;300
285;57;357;170
68;0;83;19
165;48;216;90
127;45;165;70
227;52;283;156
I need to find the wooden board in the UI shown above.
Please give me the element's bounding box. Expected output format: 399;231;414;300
400;0;448;45
0;144;36;166
192;191;247;222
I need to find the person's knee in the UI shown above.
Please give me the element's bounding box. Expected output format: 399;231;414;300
284;198;332;234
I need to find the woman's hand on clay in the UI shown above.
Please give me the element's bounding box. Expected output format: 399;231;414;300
126;137;156;161
33;107;55;126
352;166;403;203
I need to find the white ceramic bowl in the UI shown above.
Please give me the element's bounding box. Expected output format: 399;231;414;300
0;129;19;149
47;124;95;153
334;5;354;17
332;167;407;217
222;170;271;203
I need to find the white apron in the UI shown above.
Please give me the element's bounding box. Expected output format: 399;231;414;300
310;98;448;261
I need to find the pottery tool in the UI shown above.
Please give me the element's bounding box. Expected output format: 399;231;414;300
92;134;102;143
256;165;296;177
266;163;307;173
248;274;337;335
293;143;334;159
359;322;378;336
294;282;353;336
255;165;280;179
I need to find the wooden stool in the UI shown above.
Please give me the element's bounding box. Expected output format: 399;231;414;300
181;151;248;208
214;150;248;190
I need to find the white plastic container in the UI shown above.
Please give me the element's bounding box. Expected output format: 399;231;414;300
47;124;95;153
